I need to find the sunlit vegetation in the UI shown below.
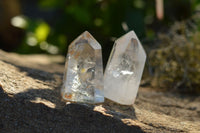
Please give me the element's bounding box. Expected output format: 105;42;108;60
149;13;200;92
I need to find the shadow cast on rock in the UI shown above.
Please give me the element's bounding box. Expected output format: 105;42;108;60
102;99;137;120
0;86;144;133
13;88;63;109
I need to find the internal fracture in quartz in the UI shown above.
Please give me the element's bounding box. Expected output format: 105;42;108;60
61;31;104;103
104;31;146;105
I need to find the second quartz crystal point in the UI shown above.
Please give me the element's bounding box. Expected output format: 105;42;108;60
61;31;104;103
104;31;146;105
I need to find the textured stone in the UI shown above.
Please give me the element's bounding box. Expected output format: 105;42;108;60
0;49;200;132
61;31;104;103
104;31;146;105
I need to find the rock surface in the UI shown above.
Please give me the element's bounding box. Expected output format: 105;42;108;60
0;49;199;133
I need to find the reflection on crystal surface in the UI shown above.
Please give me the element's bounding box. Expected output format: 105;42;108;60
104;31;146;105
61;31;104;103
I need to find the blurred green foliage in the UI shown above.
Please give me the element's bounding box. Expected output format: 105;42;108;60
15;0;200;55
15;0;149;55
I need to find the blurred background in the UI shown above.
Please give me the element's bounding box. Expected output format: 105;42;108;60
0;0;200;93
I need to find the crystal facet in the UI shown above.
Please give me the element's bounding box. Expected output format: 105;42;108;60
61;31;104;103
104;31;146;105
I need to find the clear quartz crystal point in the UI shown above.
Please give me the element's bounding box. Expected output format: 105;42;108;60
61;31;104;104
104;31;146;105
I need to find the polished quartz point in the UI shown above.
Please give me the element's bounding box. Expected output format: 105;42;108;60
104;31;146;105
61;31;104;103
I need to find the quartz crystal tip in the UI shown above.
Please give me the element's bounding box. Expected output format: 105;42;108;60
104;30;146;105
61;31;104;104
